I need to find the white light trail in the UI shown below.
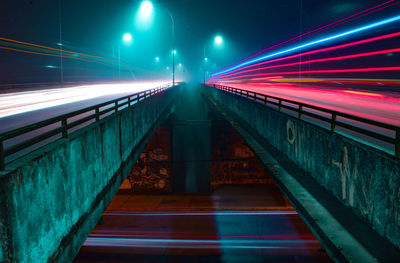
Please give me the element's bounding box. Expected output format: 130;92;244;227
0;81;171;118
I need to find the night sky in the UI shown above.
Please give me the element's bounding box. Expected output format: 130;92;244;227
0;0;381;83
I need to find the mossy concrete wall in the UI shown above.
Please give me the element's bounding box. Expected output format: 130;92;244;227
0;88;177;263
209;87;400;249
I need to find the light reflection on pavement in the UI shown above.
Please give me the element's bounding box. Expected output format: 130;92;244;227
74;186;332;263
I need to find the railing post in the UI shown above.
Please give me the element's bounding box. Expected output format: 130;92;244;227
128;96;131;107
95;107;100;121
331;113;337;133
0;140;5;171
62;119;68;138
115;101;118;112
396;127;400;158
278;100;282;111
298;105;303;119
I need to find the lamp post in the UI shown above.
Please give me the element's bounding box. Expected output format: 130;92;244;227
137;1;176;86
58;0;64;86
113;33;133;81
203;35;223;83
161;8;175;86
203;46;208;83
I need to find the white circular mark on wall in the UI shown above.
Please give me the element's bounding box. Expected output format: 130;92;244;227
287;120;296;144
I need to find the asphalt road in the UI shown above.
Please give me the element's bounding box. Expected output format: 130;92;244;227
74;185;332;263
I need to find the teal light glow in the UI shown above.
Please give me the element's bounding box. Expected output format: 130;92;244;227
122;33;133;45
135;1;154;31
214;35;223;45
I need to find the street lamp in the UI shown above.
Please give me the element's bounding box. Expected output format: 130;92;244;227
215;35;223;45
137;1;176;86
139;1;154;18
203;35;224;83
114;33;134;80
122;33;133;45
58;0;64;86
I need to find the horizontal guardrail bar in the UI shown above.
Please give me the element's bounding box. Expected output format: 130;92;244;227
0;84;175;171
210;84;400;158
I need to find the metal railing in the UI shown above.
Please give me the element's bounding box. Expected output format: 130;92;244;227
0;84;173;171
211;84;400;158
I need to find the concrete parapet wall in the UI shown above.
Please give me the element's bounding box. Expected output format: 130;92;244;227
209;87;400;249
0;88;177;263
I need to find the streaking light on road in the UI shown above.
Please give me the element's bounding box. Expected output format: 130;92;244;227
0;81;171;119
212;14;400;76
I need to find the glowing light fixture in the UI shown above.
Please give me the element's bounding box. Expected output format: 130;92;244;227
155;57;160;62
135;0;154;31
215;35;223;45
122;33;133;45
139;1;154;18
172;50;177;55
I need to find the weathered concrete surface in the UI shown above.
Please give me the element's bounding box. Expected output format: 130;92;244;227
0;87;177;263
207;86;400;250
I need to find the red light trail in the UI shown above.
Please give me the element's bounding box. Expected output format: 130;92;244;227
211;31;400;80
214;0;400;74
212;67;400;81
212;48;400;80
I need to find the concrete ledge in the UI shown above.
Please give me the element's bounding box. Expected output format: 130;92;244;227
0;87;178;263
203;89;400;262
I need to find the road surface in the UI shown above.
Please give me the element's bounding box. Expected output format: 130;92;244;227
74;185;332;263
0;81;171;133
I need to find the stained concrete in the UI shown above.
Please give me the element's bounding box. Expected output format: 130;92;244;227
205;85;400;257
0;87;178;263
